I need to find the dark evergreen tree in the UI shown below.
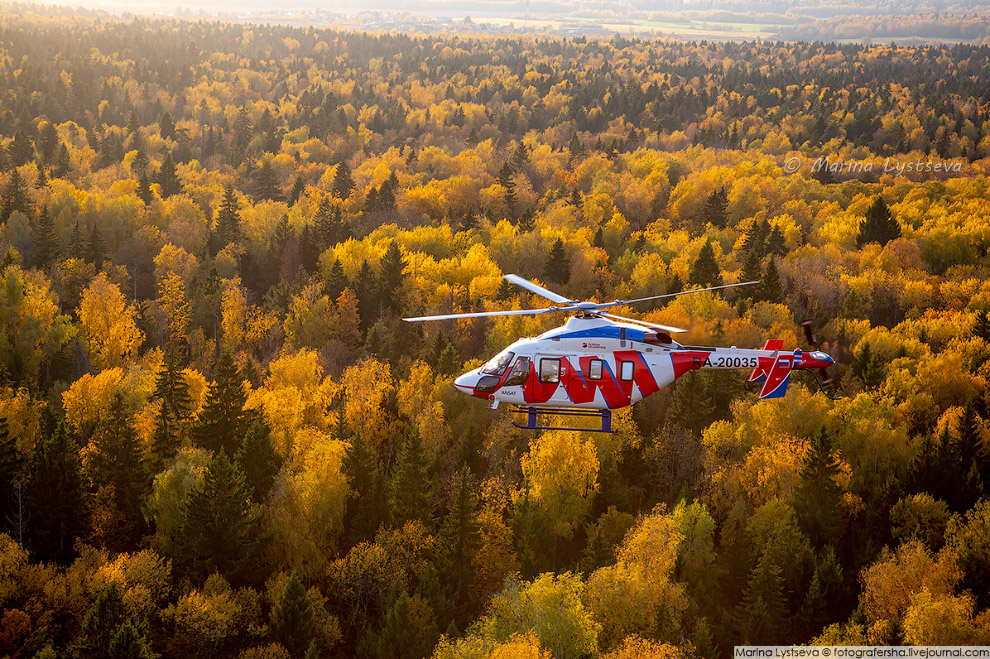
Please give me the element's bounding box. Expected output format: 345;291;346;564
87;224;105;269
459;208;478;232
52;143;71;178
107;620;155;659
0;417;24;531
426;331;452;371
70;220;86;259
496;278;514;301
34;161;48;189
37;122;60;162
390;432;432;526
793;428;845;547
436;344;461;377
757;257;783;304
33;205;59;268
157;152;182;198
735;552;788;644
342;428;388;545
288;175;306;206
354;261;379;331
851;341;884;388
159;111;176;140
544;238;571;286
743;219;770;256
1;167;33;222
766;225;788;256
272;571;316;658
358;589;438;659
86;395;149;551
216;183;241;248
235;420;282;503
9;129;34;167
177;451;264;585
740;248;763;286
440;466;479;608
154;351;193;421
151;400;179;472
496;162;516;215
326;258;349;301
332;161;355;199
79;582;131;658
688;239;723;289
137;171;154;205
856;196;900;248
254;160;282;202
28;419;86;563
700;186;729;228
193;353;248;456
379;241;406;314
973;309;990;341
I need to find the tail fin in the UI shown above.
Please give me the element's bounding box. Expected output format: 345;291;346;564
758;350;798;399
748;339;784;382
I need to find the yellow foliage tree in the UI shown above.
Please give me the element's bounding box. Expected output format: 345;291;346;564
521;431;599;538
78;273;144;370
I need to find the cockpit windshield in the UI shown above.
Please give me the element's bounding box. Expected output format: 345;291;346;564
481;350;515;376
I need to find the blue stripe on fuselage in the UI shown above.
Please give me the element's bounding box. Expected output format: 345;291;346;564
554;327;645;342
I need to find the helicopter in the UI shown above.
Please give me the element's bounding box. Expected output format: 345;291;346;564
404;274;836;432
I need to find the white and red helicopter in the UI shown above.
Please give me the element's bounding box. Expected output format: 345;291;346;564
404;274;835;432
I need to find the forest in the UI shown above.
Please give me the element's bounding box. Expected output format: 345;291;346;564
0;5;989;657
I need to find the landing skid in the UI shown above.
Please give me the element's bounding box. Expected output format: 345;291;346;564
510;406;613;433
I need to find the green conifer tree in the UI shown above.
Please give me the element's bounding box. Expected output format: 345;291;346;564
735;552;788;644
288;175;306;206
193;353;248;456
326;258;349;301
342;428;388;545
177;451;264;585
440;466;479;607
254;160;283;202
33;205;59;268
28;418;86;563
378;241;406;314
86;395;149;550
332;161;355;199
544;238;571;286
700;186;729;228
793;427;845;547
157;152;182;198
272;571;317;658
688;239;723;289
757;257;783;304
856;196;900;248
1;167;33;222
216;183;241;248
235;420;282;503
390;432;433;527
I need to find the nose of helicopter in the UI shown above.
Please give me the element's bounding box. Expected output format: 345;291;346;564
454;370;480;394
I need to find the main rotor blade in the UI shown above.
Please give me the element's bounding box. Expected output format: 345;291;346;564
598;312;687;334
403;306;562;322
503;274;574;304
601;281;760;309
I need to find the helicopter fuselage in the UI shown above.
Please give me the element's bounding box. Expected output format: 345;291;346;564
453;315;834;410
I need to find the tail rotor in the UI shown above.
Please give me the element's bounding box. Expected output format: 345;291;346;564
801;318;834;387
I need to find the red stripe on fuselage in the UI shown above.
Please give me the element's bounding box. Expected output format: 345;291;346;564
671;351;712;379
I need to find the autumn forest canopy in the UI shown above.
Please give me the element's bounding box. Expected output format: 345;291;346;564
1;5;990;658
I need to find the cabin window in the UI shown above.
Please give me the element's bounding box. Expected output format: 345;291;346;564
505;357;530;386
619;360;634;381
539;358;561;384
588;359;603;380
